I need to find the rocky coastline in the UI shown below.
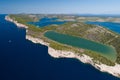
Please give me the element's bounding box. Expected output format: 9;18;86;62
5;15;120;78
5;16;28;28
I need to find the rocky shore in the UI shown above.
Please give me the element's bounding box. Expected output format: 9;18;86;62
6;15;120;78
26;35;120;78
5;16;28;28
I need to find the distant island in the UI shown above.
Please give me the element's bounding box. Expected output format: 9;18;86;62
5;14;120;78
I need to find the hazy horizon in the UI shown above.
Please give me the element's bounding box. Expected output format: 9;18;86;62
0;0;120;14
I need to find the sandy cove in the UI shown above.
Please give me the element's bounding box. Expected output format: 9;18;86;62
5;15;120;78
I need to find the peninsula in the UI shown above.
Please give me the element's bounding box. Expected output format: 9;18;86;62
5;14;120;78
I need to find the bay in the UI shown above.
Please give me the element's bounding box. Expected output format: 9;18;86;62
28;17;66;27
86;21;120;34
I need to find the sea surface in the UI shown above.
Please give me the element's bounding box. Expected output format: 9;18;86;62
28;17;66;27
0;14;120;80
86;21;120;34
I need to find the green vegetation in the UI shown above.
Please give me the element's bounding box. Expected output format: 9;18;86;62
44;31;117;61
9;14;120;66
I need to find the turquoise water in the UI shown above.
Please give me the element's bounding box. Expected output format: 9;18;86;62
44;31;117;61
28;17;66;27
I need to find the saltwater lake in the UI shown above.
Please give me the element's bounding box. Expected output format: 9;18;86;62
0;14;120;80
44;31;117;61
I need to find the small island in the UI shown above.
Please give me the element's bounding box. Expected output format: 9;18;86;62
5;14;120;78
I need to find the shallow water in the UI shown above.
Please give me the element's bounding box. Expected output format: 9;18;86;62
44;31;117;61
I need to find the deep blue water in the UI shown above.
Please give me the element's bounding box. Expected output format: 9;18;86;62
28;17;66;27
86;21;120;34
0;14;120;80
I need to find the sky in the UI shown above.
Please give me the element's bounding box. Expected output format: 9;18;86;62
0;0;120;14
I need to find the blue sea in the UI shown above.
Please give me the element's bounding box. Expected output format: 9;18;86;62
0;14;120;80
86;21;120;34
28;17;66;27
